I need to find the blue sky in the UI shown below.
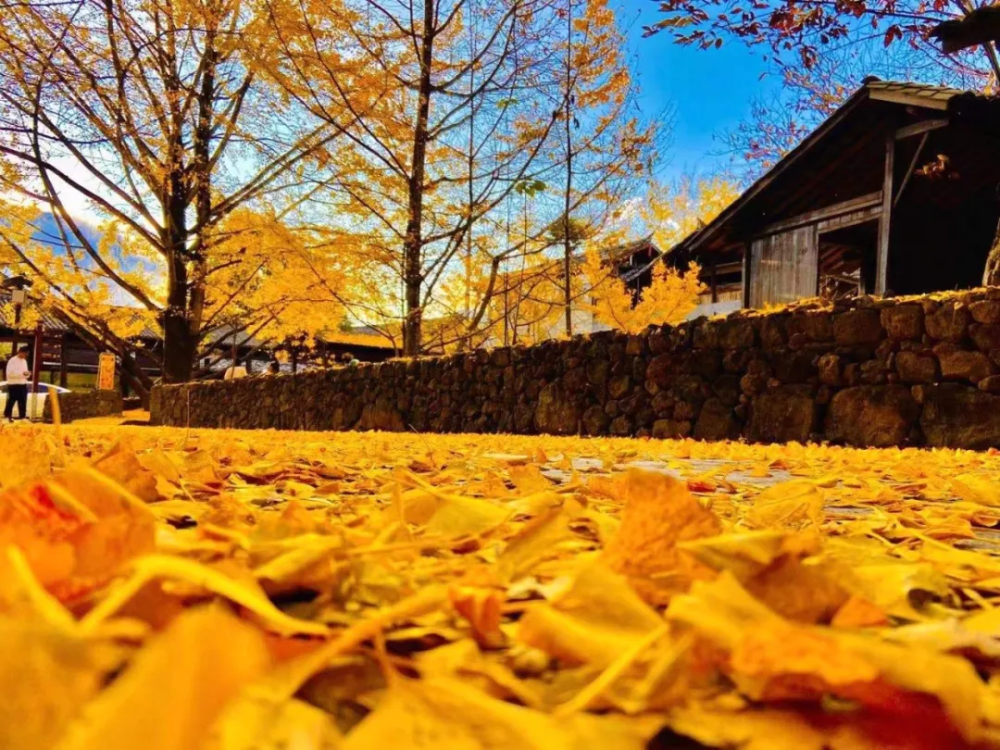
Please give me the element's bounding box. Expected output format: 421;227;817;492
620;0;781;180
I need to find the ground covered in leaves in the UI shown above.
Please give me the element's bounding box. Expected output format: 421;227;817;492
7;424;1000;749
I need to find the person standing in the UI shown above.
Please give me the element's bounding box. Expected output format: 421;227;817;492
4;346;31;422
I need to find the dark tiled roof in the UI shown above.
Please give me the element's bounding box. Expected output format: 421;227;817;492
604;235;659;264
0;290;72;333
0;290;158;340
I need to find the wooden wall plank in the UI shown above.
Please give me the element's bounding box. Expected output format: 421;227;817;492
750;225;818;307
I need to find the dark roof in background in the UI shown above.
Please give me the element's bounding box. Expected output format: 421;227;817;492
604;235;659;264
670;79;994;258
0;290;73;333
0;290;162;339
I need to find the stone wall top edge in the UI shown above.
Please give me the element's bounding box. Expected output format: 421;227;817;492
155;287;1000;393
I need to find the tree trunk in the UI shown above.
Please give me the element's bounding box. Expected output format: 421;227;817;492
162;165;194;382
402;0;436;356
187;30;216;357
162;309;197;382
562;2;574;337
403;270;423;356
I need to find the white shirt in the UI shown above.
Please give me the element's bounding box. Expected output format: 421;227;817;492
5;356;29;385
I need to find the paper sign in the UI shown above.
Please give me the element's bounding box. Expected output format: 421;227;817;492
97;352;116;391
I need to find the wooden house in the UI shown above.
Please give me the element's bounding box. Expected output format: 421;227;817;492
670;79;1000;307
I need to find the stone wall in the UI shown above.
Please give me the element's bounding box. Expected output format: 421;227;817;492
44;390;123;423
151;289;1000;449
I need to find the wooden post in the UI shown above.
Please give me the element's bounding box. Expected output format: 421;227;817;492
710;258;718;303
31;324;42;418
876;135;894;296
59;336;68;388
741;244;752;308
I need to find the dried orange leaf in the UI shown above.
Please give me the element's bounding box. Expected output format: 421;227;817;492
602;470;721;603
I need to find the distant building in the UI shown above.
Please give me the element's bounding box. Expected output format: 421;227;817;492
0;283;161;388
0;278;395;387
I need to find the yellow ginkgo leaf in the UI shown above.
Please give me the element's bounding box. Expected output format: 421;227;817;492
496;507;573;581
80;555;329;637
56;606;270;750
342;676;660;750
950;473;1000;507
0;617;127;750
517;561;665;667
508;464;553;495
743;480;825;531
397;472;509;538
208;695;341;750
679;530;822;580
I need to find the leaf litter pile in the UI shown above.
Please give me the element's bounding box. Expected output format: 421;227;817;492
11;425;1000;749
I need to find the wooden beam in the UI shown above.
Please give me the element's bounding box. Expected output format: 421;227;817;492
710;258;718;303
816;205;881;233
876;135;895;296
894;119;948;140
758;192;883;237
714;261;743;275
893;131;929;208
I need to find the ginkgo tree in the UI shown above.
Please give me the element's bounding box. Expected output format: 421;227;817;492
263;0;658;355
550;0;658;336
0;0;346;383
580;250;704;334
0;0;665;377
575;175;737;334
262;0;574;355
0;199;348;395
175;209;348;364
